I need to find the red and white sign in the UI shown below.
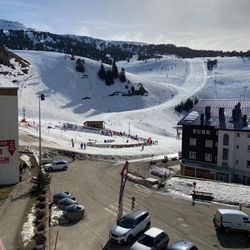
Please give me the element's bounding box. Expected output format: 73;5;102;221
0;140;16;156
0;157;10;164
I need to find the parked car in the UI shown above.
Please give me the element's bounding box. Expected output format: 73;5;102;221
167;240;198;250
131;227;169;250
44;160;68;172
214;209;250;233
109;210;151;244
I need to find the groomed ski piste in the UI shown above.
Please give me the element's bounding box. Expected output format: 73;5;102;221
1;50;250;206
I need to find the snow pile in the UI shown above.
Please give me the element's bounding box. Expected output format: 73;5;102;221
165;177;250;205
127;173;144;182
21;205;36;246
50;205;69;226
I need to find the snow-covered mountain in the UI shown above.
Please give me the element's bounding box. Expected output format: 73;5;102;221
0;19;31;31
1;19;249;65
1;49;250;153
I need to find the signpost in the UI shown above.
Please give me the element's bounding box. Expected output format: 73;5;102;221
192;181;196;206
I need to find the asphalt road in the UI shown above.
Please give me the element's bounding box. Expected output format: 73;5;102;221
49;159;250;250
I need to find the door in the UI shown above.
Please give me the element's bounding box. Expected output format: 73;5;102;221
154;235;162;249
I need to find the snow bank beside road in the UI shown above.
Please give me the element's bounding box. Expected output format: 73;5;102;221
165;177;250;206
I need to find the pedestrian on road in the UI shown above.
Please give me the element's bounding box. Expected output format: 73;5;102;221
80;142;83;149
19;163;23;175
23;162;27;173
84;143;86;150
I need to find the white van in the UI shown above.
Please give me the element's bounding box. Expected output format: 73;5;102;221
214;209;250;233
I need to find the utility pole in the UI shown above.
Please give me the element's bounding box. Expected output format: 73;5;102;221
39;94;45;169
128;122;130;136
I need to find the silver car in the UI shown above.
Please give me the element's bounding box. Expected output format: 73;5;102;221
131;227;169;250
167;240;198;250
44;160;68;172
109;210;151;244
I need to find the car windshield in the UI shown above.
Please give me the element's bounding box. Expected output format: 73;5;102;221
138;235;155;247
117;217;134;228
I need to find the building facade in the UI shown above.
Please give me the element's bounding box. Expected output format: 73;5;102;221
178;99;250;185
0;87;19;185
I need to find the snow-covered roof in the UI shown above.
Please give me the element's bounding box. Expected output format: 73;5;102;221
178;99;250;131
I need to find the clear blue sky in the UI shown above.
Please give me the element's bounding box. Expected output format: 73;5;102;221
0;0;249;51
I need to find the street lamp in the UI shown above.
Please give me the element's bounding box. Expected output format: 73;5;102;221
39;94;45;169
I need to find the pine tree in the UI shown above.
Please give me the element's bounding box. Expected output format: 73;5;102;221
105;70;114;86
111;60;119;79
98;64;106;80
76;59;85;72
119;67;126;83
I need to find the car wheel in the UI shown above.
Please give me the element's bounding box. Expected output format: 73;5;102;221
63;166;67;170
127;235;133;244
48;167;53;172
224;227;231;233
145;222;151;230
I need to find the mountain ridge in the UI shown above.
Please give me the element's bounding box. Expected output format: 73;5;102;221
0;19;249;63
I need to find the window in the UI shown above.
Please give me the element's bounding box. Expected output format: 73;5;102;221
243;217;250;223
248;145;250;151
206;130;210;135
202;130;206;135
205;140;213;148
193;129;196;134
247;161;250;168
223;134;229;146
222;148;229;160
222;162;228;167
189;138;197;146
237;133;240;137
189;151;196;159
205;153;212;162
236;145;239;149
197;130;201;134
236;160;239;165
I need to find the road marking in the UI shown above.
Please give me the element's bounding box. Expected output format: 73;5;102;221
134;188;151;196
109;204;131;213
177;217;184;222
104;207;117;217
181;223;188;228
134;190;149;198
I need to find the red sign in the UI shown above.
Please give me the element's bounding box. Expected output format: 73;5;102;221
0;157;10;164
0;140;16;156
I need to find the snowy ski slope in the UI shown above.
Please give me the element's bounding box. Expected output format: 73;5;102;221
1;50;250;156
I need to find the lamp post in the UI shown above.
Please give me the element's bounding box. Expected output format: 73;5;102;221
39;94;45;169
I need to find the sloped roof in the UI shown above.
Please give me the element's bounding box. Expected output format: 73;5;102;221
177;99;250;131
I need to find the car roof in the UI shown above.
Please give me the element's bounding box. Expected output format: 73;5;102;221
144;227;164;238
218;209;248;216
168;240;194;250
125;210;147;220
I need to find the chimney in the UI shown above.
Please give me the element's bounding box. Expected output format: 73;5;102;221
243;114;248;127
200;113;204;124
219;107;225;118
205;106;211;120
232;108;237;121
